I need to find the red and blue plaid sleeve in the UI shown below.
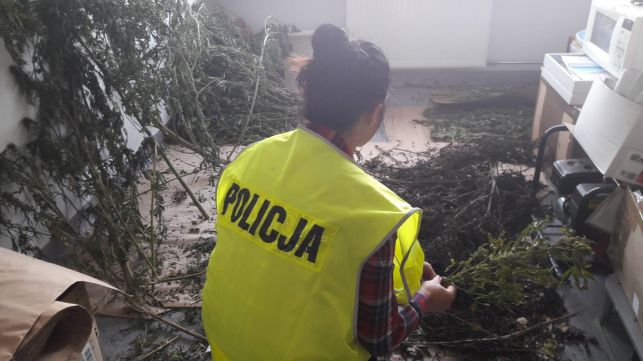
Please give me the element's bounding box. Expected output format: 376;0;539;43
357;238;429;356
306;124;429;356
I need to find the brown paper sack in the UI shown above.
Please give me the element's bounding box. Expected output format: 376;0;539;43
0;248;120;361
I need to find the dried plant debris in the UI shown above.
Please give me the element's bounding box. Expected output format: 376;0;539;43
172;188;188;204
106;309;209;361
429;84;537;108
422;106;535;143
364;139;542;272
421;83;536;143
365;116;594;359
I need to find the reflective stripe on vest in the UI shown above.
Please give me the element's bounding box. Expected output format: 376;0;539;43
201;128;424;360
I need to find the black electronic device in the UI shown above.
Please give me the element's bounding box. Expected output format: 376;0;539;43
551;159;603;195
567;183;616;239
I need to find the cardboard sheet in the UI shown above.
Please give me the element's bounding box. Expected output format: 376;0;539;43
608;188;643;331
587;186;625;234
0;248;118;361
12;301;91;361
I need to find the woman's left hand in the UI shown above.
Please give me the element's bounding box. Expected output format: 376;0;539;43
423;261;437;281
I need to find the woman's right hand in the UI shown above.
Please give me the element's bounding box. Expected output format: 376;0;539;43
418;276;456;313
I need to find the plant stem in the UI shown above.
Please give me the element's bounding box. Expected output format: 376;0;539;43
147;270;205;285
428;313;576;346
156;141;210;220
128;304;208;343
135;336;181;361
150;142;158;280
227;17;273;162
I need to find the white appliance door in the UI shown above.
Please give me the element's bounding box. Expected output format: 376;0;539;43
346;0;493;68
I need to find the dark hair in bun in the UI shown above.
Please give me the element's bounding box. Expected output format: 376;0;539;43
311;23;351;61
297;24;390;132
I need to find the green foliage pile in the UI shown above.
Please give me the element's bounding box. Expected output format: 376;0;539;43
413;224;593;360
446;224;592;313
365;140;542;273
423;106;534;143
0;0;297;291
421;84;535;150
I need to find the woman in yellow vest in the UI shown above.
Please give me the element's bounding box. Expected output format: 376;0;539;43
202;24;456;360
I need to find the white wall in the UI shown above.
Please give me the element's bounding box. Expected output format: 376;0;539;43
212;0;592;67
0;41;32;151
211;0;346;32
0;41;30;250
488;0;591;64
347;0;493;68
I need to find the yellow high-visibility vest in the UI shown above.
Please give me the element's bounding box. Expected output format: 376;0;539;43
202;127;424;360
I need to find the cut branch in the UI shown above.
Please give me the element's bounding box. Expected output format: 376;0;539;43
427;313;577;346
156;141;210;220
128;304;208;343
135;336;180;361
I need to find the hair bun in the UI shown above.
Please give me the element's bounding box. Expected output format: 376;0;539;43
311;24;350;60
